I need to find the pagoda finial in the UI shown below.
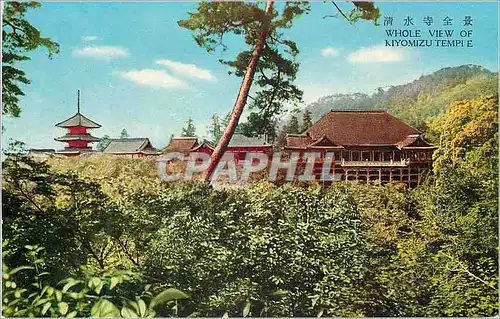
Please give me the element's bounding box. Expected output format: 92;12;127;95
77;90;80;113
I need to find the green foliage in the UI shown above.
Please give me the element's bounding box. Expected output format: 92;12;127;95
276;113;300;148
96;135;111;152
2;1;60;117
181;117;197;137
239;112;276;142
429;94;498;175
3;154;160;279
143;182;369;316
349;2;381;24
2;244;188;318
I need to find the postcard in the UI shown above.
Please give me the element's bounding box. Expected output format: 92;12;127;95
2;1;498;317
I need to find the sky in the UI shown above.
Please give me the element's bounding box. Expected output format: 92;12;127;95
2;1;498;151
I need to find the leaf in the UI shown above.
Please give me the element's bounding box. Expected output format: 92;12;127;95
67;311;77;318
316;308;324;317
33;298;50;307
310;294;320;308
55;290;62;301
243;300;251;317
136;298;147;317
46;287;55;296
121;307;138;318
41;301;52;315
94;280;105;294
109;277;119;290
90;299;120;318
271;289;288;299
62;279;82;293
149;288;188;309
58;302;69;315
90;277;102;289
127;301;140;314
8;266;34;275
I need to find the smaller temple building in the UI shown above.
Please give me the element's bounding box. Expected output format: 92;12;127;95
102;138;159;157
226;133;272;161
54;91;101;156
163;133;272;161
285;110;436;187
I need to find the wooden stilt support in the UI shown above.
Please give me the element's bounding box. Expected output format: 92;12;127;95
417;167;421;185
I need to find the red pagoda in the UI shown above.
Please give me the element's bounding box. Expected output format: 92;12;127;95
55;90;101;156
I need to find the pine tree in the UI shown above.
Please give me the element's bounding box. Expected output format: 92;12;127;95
302;109;313;132
209;114;222;143
288;115;300;134
178;1;379;181
96;135;111;151
181;117;196;137
276;115;300;148
120;129;130;139
3;2;59;117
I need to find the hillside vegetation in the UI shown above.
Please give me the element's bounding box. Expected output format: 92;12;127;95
300;65;497;134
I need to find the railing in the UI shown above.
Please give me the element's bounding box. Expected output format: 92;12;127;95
340;159;410;167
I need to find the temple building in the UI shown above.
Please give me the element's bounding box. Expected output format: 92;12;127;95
163;134;272;162
102;138;159;157
54;91;101;156
225;133;272;161
285;110;436;187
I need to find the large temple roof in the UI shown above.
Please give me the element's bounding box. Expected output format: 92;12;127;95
307;110;421;146
55;113;101;128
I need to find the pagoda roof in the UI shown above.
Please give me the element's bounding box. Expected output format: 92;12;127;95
55;134;100;142
103;138;156;154
55;112;101;128
55;148;94;155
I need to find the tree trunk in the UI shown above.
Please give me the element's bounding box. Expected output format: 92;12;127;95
203;0;275;182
